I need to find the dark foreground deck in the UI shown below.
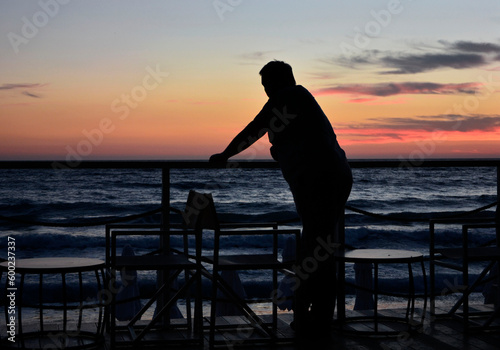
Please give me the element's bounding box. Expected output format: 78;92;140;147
3;306;500;350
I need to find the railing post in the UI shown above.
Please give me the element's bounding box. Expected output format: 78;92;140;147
496;165;499;245
161;167;170;238
159;167;170;325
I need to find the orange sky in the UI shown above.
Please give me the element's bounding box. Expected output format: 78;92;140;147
1;1;499;160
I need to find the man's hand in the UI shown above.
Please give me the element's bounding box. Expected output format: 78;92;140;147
209;153;229;163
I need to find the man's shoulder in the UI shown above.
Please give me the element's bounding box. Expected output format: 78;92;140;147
275;85;311;100
290;84;309;93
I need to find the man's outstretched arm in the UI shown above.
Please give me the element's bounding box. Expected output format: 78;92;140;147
209;120;264;162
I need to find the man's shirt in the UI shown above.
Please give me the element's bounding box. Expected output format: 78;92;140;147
250;85;350;184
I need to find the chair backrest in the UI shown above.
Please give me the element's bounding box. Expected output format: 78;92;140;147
182;190;219;231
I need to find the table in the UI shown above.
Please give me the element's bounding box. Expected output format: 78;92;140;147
0;257;106;349
336;249;427;335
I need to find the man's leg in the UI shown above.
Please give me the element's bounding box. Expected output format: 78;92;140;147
290;169;352;334
307;171;352;332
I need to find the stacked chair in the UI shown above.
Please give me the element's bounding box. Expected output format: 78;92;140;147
429;205;500;332
106;190;300;348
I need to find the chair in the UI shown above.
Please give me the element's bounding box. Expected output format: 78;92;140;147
185;190;300;348
106;197;204;347
429;206;500;332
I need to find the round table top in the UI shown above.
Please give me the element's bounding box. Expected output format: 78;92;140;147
0;257;104;273
339;249;423;263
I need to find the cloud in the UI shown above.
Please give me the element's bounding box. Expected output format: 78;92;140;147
307;71;338;80
346;97;377;104
22;91;41;98
341;131;405;141
343;97;409;105
237;51;279;64
315;82;480;97
380;53;486;74
444;40;500;54
347;114;500;132
0;83;45;98
331;40;500;74
0;83;44;90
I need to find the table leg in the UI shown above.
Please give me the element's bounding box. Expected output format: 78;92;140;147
19;273;25;348
39;273;44;333
374;263;379;332
62;272;67;334
78;271;83;331
407;262;414;322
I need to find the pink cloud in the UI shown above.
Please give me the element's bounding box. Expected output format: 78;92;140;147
343;97;409;105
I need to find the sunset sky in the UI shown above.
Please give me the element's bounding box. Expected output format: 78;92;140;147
1;0;499;160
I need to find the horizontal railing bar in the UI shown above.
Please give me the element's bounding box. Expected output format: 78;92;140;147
1;158;499;169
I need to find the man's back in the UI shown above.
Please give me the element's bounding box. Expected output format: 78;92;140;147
255;85;349;182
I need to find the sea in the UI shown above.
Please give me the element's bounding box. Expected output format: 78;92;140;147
0;164;498;320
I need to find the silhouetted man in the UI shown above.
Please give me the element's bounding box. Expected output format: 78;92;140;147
210;60;352;337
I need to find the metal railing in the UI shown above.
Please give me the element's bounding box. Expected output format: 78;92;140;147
1;158;498;325
1;159;499;225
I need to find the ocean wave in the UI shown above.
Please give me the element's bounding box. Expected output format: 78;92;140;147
0;167;497;308
1;208;495;255
0;232;106;252
6;270;490;306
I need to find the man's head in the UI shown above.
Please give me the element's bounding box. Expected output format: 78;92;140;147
259;60;296;97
